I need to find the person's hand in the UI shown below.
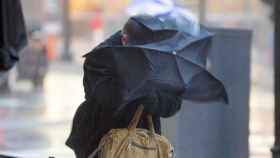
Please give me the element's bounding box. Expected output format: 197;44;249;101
158;91;182;117
133;89;183;117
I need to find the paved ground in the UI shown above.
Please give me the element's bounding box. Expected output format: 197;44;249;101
250;87;274;158
0;61;275;158
249;56;274;158
0;61;84;158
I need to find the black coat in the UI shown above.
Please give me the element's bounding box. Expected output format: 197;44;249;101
66;35;182;158
0;0;27;71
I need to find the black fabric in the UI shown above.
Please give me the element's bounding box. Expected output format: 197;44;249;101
66;55;182;158
123;18;176;45
85;30;228;108
0;0;27;71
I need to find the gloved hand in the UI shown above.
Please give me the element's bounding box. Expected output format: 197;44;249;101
133;90;183;117
157;91;182;117
134;90;183;117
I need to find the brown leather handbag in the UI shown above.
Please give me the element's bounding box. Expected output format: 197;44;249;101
88;105;174;158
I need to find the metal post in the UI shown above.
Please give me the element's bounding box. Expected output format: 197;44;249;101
61;0;72;61
272;0;280;157
198;0;207;24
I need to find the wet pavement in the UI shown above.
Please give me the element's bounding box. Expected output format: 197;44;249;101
0;61;84;158
250;87;274;158
0;61;275;158
250;57;274;158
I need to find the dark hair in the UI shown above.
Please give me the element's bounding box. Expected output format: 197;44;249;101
122;16;175;45
122;19;154;45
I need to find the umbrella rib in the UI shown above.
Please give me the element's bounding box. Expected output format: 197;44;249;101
175;55;208;73
173;55;186;89
141;48;207;70
143;50;156;71
183;70;204;89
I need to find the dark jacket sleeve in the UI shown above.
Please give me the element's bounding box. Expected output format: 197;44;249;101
156;90;182;118
0;0;27;71
83;54;122;110
134;90;182;118
66;55;120;156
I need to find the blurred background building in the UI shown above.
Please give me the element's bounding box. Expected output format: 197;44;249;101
0;0;274;158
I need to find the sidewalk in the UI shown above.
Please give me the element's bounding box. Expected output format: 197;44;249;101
250;61;274;158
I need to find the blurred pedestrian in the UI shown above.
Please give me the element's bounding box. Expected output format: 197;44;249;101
0;0;27;71
17;26;48;90
0;0;27;92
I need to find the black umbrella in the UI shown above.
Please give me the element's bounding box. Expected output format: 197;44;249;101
0;0;27;71
85;16;228;111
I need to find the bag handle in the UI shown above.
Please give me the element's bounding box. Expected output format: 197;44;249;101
147;114;155;134
128;104;156;134
128;104;144;130
88;105;157;158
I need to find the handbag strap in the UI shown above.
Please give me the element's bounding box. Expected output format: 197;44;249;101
147;114;155;134
128;104;156;134
128;104;144;130
88;105;157;158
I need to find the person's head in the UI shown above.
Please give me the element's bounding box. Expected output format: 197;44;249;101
121;15;176;46
121;18;154;45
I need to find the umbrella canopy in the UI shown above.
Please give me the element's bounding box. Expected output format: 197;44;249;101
85;15;228;111
127;1;200;36
127;0;174;17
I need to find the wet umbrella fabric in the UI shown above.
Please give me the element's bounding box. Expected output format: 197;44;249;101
85;28;228;113
127;0;200;36
0;0;27;71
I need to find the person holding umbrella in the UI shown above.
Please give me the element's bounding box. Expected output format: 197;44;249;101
66;15;227;158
